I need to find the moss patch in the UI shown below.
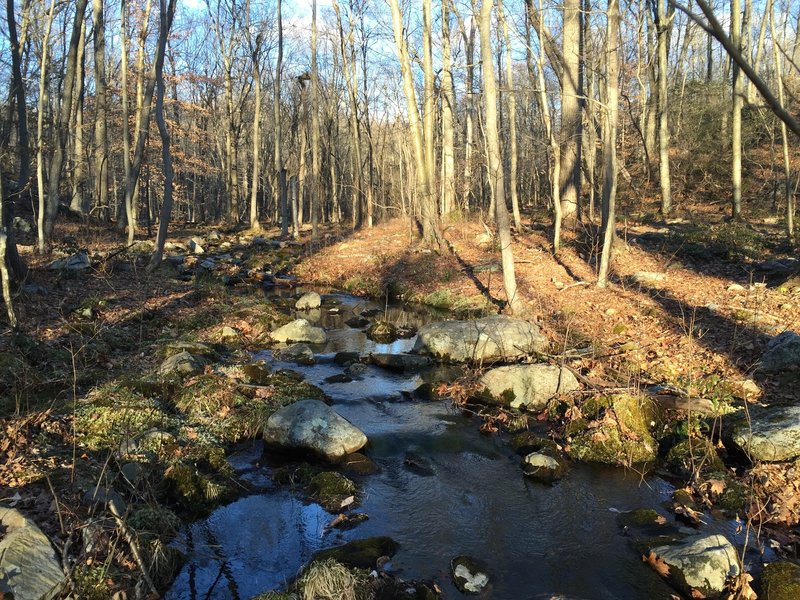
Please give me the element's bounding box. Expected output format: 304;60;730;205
307;471;357;512
314;537;399;570
762;561;800;600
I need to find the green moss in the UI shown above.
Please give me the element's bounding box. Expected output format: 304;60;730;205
158;462;236;517
762;562;800;600
313;537;399;570
242;362;272;385
74;382;176;450
71;565;114;600
129;505;182;542
307;472;357;512
510;432;558;456
665;438;725;476
569;394;658;465
297;559;373;600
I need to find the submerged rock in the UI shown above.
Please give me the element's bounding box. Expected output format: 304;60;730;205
479;364;580;409
263;399;367;461
271;319;327;344
761;331;800;373
279;343;316;365
314;536;399;570
730;404;800;462
369;353;432;372
648;534;739;599
0;507;64;600
521;452;567;483
451;555;490;594
307;471;357;512
413;315;548;363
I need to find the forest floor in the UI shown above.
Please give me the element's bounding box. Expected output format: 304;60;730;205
1;212;799;598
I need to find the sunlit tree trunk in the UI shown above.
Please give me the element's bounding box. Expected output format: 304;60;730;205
731;0;743;219
441;0;456;216
560;0;582;224
92;0;109;220
479;0;519;313
598;0;620;288
69;19;87;214
36;0;57;253
248;28;263;232
275;0;289;237
655;0;672;216
310;0;321;239
423;0;437;219
500;0;521;229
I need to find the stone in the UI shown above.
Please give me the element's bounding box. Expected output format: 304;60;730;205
730;404;800;461
220;326;239;342
727;283;746;292
413;315;549;363
521;452;567;483
158;351;205;378
569;394;658;465
760;331;800;373
207;230;221;241
313;537;399;570
295;292;322;310
271;319;327;344
279;343;315;365
0;507;64;600
762;561;800;600
632;271;667;284
164;341;216;358
649;534;739;598
366;321;398;343
188;237;205;254
479;364;580;409
451;556;490;595
345;316;370;328
263;399;367;461
345;363;368;379
369;353;432;372
48;250;90;271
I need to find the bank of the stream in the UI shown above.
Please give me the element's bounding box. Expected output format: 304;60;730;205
1;221;799;600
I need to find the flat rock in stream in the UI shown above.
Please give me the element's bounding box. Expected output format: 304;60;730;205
295;292;322;310
263;399;367;461
479;364;579;409
369;353;432;372
413;315;548;363
451;555;490;595
0;506;64;600
271;319;327;344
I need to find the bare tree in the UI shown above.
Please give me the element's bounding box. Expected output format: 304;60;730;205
560;0;583;224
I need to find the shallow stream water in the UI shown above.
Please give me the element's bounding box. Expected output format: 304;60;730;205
166;291;752;600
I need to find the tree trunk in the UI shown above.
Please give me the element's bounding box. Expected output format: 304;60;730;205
148;0;177;271
560;0;583;224
731;0;743;219
275;0;288;237
92;0;109;220
249;30;263;232
310;0;321;239
36;0;58;253
479;0;519;313
69;19;87;214
655;0;672;215
598;0;620;288
441;0;456;216
500;0;521;229
388;0;444;249
770;5;794;243
44;0;89;239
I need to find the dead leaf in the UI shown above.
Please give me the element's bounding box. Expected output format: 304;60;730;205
708;479;726;496
340;495;354;508
690;588;706;599
643;551;670;578
655;515;668;525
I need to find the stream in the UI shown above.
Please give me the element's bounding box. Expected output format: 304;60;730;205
165;291;751;600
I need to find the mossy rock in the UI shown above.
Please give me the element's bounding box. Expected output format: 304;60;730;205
307;471;357;512
162;340;218;359
510;432;558;456
272;462;318;487
74;382;177;451
568;394;658;465
142;538;186;590
158;462;236;517
704;470;748;512
366;320;398;343
242;362;272;385
341;453;380;476
762;561;800;600
313;537;399;570
128;505;182;542
665;438;725;477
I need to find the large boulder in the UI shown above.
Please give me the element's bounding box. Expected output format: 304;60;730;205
271;319;327;344
264;399;367;461
761;331;800;373
730;404;800;461
413;315;548;363
0;507;64;600
648;534;739;599
369;353;432;372
479;364;579;409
